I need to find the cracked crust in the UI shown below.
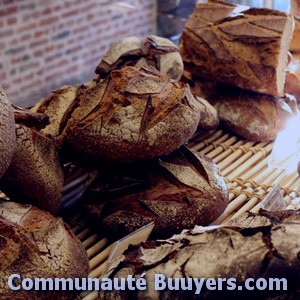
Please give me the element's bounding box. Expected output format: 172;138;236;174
0;86;15;179
64;67;201;162
100;210;300;299
0;201;89;300
179;0;294;96
0;124;64;214
83;146;228;239
209;85;297;141
95;35;184;81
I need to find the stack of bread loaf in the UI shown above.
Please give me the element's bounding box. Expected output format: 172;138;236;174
180;0;299;141
0;87;89;299
28;35;228;240
0;34;229;248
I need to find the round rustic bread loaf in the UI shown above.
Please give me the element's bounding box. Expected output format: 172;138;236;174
100;210;300;300
83;146;228;239
0;122;64;215
64;66;201;162
31;85;79;140
0;200;89;300
0;86;15;179
95;35;184;81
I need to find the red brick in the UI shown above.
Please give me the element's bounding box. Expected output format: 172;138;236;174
73;25;89;34
17;23;36;33
41;7;51;15
40;16;59;26
7;17;18;25
45;71;64;82
62;9;78;18
0;20;4;28
20;33;31;42
34;50;44;57
30;39;48;49
34;30;49;39
0;6;18;17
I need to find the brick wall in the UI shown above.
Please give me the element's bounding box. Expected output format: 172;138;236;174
0;0;157;106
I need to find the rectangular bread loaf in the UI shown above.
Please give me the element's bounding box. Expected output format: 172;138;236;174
179;0;294;97
290;0;300;53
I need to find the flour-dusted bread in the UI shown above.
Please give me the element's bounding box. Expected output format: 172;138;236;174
209;85;297;141
100;210;300;300
0;86;15;179
0;200;89;300
31;85;79;140
180;0;294;96
64;66;201;162
83;146;228;239
0;109;64;214
95;35;184;81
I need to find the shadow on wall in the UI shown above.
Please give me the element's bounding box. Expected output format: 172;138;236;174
0;0;156;107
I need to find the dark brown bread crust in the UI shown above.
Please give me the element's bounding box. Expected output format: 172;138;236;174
64;66;201;162
83;146;228;239
95;35;184;81
0;201;89;300
0;86;15;179
0;123;64;214
100;210;300;300
209;86;297;141
31;85;80;140
180;0;294;96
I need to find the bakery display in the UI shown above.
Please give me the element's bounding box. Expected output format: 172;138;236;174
64;66;201;162
179;0;294;97
0;86;15;179
83;146;228;239
0;108;64;214
0;200;89;300
209;85;297;141
95;35;184;81
100;210;300;300
1;1;300;298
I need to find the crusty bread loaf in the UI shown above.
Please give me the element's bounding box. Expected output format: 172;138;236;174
31;85;79;140
100;210;300;300
95;35;184;81
83;146;228;239
180;0;294;96
209;85;297;141
290;0;300;53
0;121;64;214
195;96;219;130
64;66;201;162
285;54;300;101
0;200;89;300
0;86;15;179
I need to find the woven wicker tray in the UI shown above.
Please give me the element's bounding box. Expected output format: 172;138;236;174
68;129;300;300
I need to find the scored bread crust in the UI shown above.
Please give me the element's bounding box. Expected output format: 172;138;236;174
180;0;294;96
209;87;297;141
0;124;64;214
0;86;15;179
0;201;89;300
100;210;300;300
83;146;228;239
64;66;201;162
